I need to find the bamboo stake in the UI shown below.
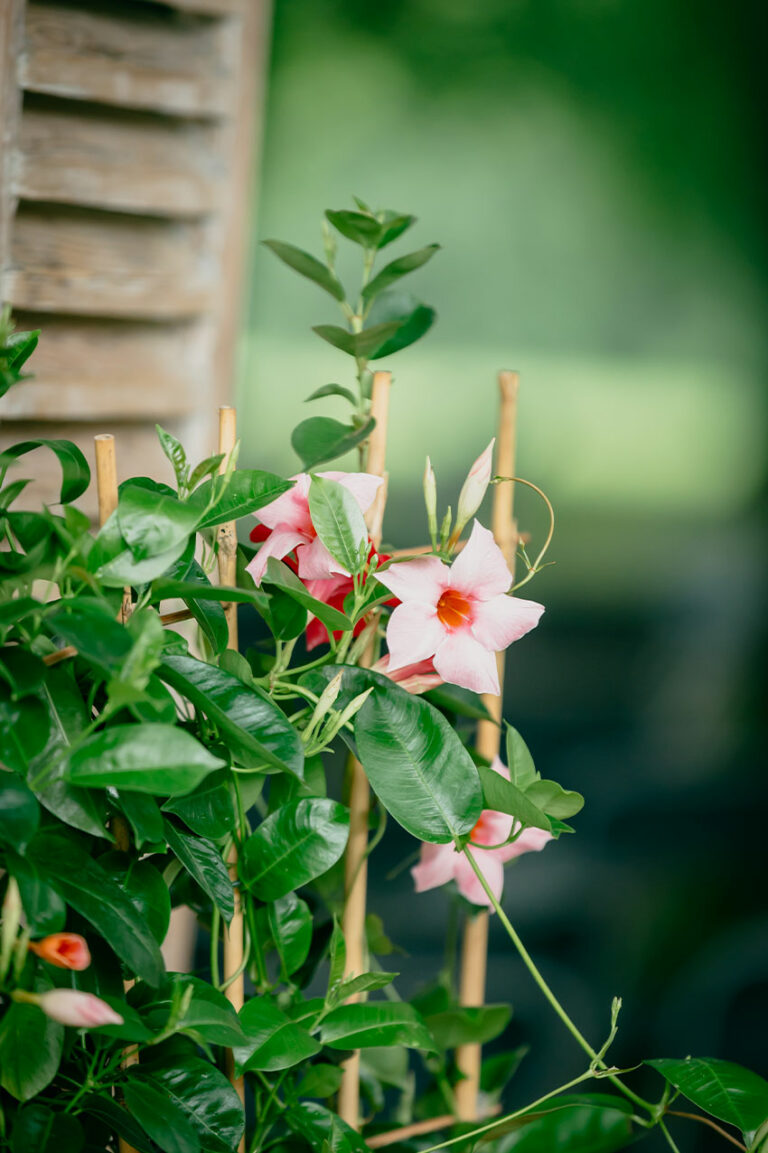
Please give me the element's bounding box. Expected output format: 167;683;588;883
337;371;392;1130
454;371;520;1122
94;434;137;1153
216;407;246;1150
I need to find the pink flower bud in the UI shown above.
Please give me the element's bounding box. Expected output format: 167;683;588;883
35;989;123;1028
455;439;495;534
28;933;91;971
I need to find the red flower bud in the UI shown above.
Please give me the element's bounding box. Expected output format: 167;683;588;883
28;932;91;971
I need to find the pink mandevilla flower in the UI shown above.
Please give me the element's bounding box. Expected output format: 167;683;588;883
376;520;544;695
36;988;123;1028
246;471;382;586
371;655;444;695
411;758;553;908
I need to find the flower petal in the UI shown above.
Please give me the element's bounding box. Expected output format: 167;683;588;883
322;471;384;513
471;594;544;651
433;631;500;695
376;556;450;605
411;843;457;893
449;520;512;599
246;529;307;586
454;850;504;908
470;808;514;847
497;826;554;863
297;537;349;581
256;473;312;532
385;603;446;672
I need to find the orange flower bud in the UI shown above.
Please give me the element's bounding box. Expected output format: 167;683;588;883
28;932;91;971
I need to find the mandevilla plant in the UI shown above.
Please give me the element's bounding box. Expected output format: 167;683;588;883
0;204;766;1153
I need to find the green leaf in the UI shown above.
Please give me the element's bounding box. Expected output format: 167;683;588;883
150;577;270;614
0;995;63;1100
492;1094;634;1151
505;725;538;790
333;971;399;1002
118;485;200;562
647;1057;768;1135
165;820;234;923
424;683;493;721
7;852;66;934
319;1002;436;1051
289;1102;371;1153
324;209;384;247
424;1004;510;1049
142;1059;244;1153
188;453;225;492
478;765;551;833
351;670;483;842
66;723;226;795
0;596;40;632
156;425;188;491
10;1105;84;1153
189;470;292;529
525;779;584;820
0;439;90;504
80;1093;156;1153
162;769;235;839
26;831;165;985
140;976;244;1048
312;322;402;360
0;646;45;699
263;558;353;633
308;476;367;575
481;1047;529;1096
234;997;321;1073
159;653;304;777
99;854;171;945
367;291;436;359
93;512;191;588
124;1080;200;1153
49;599;131;676
118;790;165;848
0;774;39;848
305;383;357;405
242;798;350;901
362;244;440;303
296;1064;344;1099
263;239;345;301
377;212;417;248
291;415;375;470
267;893;313;976
328;918;347;992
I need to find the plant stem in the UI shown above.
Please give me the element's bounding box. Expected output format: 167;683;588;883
460;847;654;1115
659;1119;682;1153
420;1070;595;1152
666;1111;746;1151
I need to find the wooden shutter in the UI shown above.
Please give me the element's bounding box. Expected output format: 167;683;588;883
0;0;270;512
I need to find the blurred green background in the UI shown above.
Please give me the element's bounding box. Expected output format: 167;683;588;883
237;2;768;1145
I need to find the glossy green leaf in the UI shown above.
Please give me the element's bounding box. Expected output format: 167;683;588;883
0;686;50;772
308;476;367;575
242;798;349;900
268;893;313;976
159;653;303;777
494;1094;634;1150
10;1105;84;1153
324;209;385;247
162;769;235;839
332;971;399;1003
424;1004;510;1048
352;670;483;842
481;1047;529;1096
320;1002;436;1051
7;852;66;934
234;997;321;1073
0;996;63;1100
0;774;39;848
99;854;171;945
0;596;40;632
264;558;353;632
80;1094;156;1153
377;212;417;248
0;439;89;504
143;1059;244;1153
367;291;436;359
67;723;225;795
165;820;234;922
647;1057;768;1134
118;485;199;562
150;577;270;614
291;415;375;470
305;383;357;405
506;724;538;790
478;765;551;833
118;790;165;848
94;513;190;588
124;1080;200;1153
263;239;345;301
327;918;347;991
289;1102;371;1153
189;470;292;529
27;831;165;985
0;646;45;699
140;976;244;1048
50;599;131;676
156;424;188;488
296;1064;344;1099
424;683;493;720
525;778;584;820
312;322;402;361
362;244;440;303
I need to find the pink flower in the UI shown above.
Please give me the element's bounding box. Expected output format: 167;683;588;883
28;933;91;971
30;989;123;1028
376;520;544;695
411;758;553;908
371;655;444;694
247;471;383;586
455;439;494;534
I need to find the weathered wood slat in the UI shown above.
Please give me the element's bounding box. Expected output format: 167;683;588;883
17;105;224;216
0;317;212;420
9;208;218;318
0;0;24;295
21;2;238;118
134;0;245;13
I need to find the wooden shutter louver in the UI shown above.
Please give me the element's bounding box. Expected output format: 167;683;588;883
0;0;270;514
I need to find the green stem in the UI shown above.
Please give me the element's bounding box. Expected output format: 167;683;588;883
461;846;654;1114
659;1119;682;1153
420;1070;595;1153
210;905;221;989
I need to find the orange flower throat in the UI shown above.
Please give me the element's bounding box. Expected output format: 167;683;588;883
437;588;472;630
